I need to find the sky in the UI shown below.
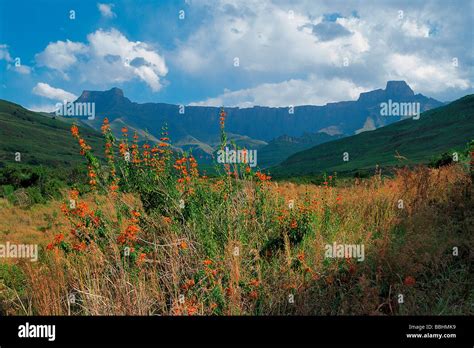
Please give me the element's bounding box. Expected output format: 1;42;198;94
0;0;473;111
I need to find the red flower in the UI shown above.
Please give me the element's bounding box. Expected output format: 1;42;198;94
404;276;416;286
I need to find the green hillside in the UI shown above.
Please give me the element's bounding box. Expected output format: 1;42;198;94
258;132;341;168
271;95;474;177
0;100;105;167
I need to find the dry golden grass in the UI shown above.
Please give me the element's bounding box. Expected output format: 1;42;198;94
0;164;472;315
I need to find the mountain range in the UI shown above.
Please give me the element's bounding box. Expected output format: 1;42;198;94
73;80;443;167
1;82;471;178
271;94;473;177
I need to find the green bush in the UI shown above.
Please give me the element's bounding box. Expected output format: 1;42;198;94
1;184;14;198
0;263;26;292
0;164;69;206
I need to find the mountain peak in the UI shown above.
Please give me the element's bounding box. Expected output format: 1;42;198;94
75;87;131;110
385;80;414;98
357;80;415;103
107;87;124;97
78;87;124;101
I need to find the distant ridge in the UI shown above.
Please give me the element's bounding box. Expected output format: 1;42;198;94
271;94;474;177
73;82;443;159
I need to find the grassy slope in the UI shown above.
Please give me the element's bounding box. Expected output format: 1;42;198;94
272;95;474;177
0;100;105;167
258;133;341;168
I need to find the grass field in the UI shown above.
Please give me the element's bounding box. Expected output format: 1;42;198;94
0;114;472;315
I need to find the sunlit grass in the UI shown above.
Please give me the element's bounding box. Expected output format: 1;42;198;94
0;112;472;316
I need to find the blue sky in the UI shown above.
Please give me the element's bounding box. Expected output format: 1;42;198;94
0;0;472;111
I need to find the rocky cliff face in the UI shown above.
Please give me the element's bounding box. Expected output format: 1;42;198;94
74;81;443;143
358;81;415;105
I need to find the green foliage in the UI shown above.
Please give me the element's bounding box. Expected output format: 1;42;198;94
429;152;454;168
0;165;65;206
0;263;26;292
0;162;96;206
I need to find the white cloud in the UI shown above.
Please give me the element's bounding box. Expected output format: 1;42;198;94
400;18;430;38
0;44;12;62
22;1;472;105
7;64;32;74
34;29;168;91
97;3;116;18
190;76;369;107
171;0;472;104
32;82;77;102
173;4;369;75
26;104;58;113
36;40;87;73
385;54;470;93
0;44;32;74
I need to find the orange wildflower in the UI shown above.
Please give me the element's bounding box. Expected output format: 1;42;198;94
182;279;195;290
60;203;69;215
255;171;271;181
186;304;198;316
119;143;127;156
249;279;260;287
136;253;146;265
290;219;298;229
131;210;141;218
69;189;79;200
73;242;87;252
101;118;110;133
219;109;227;128
71;124;79;138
